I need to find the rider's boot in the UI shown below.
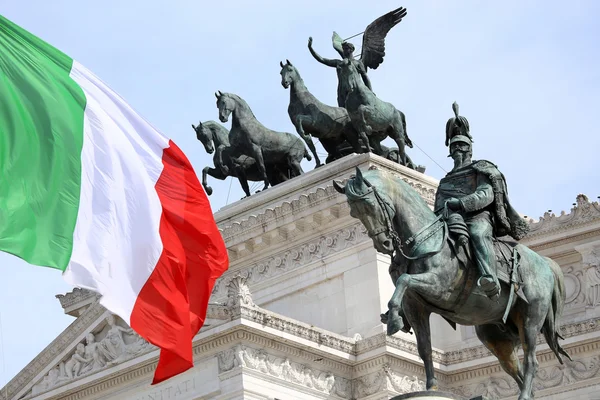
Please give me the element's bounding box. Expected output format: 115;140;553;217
380;309;412;334
478;274;500;300
469;221;501;300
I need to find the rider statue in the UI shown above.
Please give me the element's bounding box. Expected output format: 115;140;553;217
434;102;530;299
307;36;372;108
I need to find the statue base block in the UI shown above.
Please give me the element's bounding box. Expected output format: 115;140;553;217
391;391;488;400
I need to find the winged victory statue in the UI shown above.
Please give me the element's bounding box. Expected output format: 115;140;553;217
307;7;416;168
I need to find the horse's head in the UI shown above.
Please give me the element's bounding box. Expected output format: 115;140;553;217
215;91;234;123
280;59;297;89
334;167;396;255
191;121;214;154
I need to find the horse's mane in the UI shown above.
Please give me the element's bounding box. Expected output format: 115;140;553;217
346;169;429;210
223;93;257;119
202;120;229;143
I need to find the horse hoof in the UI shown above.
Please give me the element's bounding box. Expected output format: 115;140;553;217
386;316;405;336
205;187;213;196
380;312;389;324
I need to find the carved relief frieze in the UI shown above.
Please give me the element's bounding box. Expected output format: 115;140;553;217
449;355;600;399
353;363;425;398
30;314;153;396
576;244;600;308
562;266;585;307
217;344;351;398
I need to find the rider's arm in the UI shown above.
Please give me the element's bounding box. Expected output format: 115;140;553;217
458;175;494;212
308;45;338;67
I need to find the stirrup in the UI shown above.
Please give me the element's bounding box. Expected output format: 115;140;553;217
477;275;500;298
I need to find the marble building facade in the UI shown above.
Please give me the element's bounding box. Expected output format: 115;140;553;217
2;153;600;400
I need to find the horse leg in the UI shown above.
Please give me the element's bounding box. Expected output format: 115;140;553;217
343;124;363;154
387;272;442;336
288;157;304;177
513;301;551;399
202;166;215;196
475;324;524;392
234;165;252;198
403;298;438;390
295;115;321;167
369;136;384;156
249;144;270;191
355;106;372;153
390;116;408;166
204;166;229;196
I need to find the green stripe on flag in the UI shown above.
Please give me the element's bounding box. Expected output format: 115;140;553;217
0;15;86;270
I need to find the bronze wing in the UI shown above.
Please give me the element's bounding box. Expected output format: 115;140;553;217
360;7;407;70
331;31;345;58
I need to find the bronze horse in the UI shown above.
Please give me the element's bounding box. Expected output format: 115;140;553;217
334;167;571;400
192;120;291;198
215;91;312;192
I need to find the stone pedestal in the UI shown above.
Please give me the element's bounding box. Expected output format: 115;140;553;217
391;391;466;399
391;392;488;400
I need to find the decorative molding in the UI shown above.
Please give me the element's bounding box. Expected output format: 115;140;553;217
215;153;439;238
526;230;600;252
525;194;600;239
29;314;153;397
211;223;370;298
563;266;585;306
231;303;357;355
353;363;425;398
8;295;600;400
55;288;99;311
225;274;256;309
217;344;351;398
8;307;600;400
218;186;341;241
449;355;600;399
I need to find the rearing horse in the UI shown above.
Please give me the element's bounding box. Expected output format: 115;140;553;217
215;91;311;192
192;120;291;198
334;167;571;400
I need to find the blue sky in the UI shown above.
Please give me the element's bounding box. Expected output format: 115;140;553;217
1;0;599;387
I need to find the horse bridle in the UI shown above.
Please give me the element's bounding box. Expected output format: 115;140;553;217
359;176;447;261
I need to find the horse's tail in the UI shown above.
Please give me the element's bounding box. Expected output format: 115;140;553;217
542;257;573;364
304;148;312;161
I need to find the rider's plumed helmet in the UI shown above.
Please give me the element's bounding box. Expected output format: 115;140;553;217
445;101;473;148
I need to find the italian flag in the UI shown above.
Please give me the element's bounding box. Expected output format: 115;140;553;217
0;15;228;383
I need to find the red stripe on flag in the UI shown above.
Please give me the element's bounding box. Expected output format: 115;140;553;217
130;140;228;384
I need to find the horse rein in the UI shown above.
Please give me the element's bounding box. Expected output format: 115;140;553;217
360;176;447;261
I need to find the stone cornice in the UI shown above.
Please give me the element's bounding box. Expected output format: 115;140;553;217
212;222;370;297
216;154;439;250
523;194;600;241
214;153;438;224
54;288;98;311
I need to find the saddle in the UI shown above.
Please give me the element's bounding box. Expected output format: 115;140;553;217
446;212;528;308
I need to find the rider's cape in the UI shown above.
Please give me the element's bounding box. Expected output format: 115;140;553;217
471;160;530;240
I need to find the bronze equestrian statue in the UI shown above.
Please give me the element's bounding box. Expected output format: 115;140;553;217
334;103;571;400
